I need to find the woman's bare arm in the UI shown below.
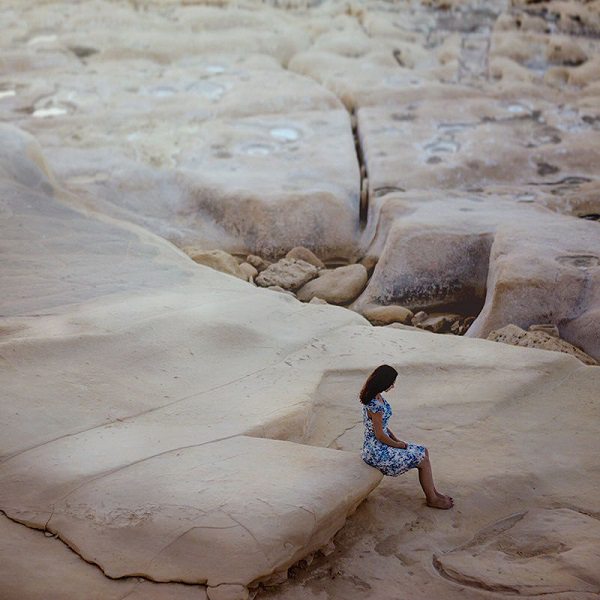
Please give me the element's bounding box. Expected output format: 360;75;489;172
367;410;407;448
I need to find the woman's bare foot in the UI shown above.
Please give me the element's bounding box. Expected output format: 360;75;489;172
436;491;453;502
426;496;453;509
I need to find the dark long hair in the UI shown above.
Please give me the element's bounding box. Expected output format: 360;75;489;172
359;364;398;404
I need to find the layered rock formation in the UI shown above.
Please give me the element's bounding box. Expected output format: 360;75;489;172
1;0;599;598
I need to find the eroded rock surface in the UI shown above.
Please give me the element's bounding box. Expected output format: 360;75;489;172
487;324;598;366
2;0;600;598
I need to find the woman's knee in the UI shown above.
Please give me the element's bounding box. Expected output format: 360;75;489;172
418;452;430;468
424;447;429;458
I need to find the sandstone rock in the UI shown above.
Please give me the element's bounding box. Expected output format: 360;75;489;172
417;315;460;334
246;255;271;272
528;324;560;338
357;98;600;193
411;311;428;325
545;37;588;66
183;248;246;280
467;214;600;362
286;246;325;269
239;262;258;281
359;255;378;275
435;509;600;595
255;258;318;291
487;325;598;366
296;264;367;304
308;297;328;305
360;305;414;326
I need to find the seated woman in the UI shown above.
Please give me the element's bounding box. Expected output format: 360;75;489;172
360;364;453;509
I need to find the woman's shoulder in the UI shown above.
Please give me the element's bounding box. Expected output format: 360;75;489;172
364;395;385;412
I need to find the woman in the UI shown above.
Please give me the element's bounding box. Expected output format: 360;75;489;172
360;364;453;509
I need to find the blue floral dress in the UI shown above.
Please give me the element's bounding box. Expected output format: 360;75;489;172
361;395;426;476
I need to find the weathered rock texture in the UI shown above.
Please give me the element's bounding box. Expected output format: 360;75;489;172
487;324;598;366
1;0;600;598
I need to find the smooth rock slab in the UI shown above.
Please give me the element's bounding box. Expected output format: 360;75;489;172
0;515;205;600
47;436;382;588
435;509;600;595
468;214;600;362
357;97;600;194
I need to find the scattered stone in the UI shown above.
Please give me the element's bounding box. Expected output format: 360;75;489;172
309;297;328;305
267;285;297;298
359;255;378;275
296;264;368;304
417;315;461;333
246;255;271;273
182;248;245;280
255;258;318;291
286;247;325;269
528;324;560;338
320;541;336;557
360;305;414;326
411;311;428;326
463;316;476;329
487;324;598;366
239;262;258;281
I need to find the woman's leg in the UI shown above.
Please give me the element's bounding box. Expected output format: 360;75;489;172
417;449;453;509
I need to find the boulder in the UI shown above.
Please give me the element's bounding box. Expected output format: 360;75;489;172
255;258;318;291
417;315;460;334
360;305;414;326
286;247;325;269
246;255;271;272
411;311;428;325
296;264;368;304
487;324;598;366
183;248;246;280
467;214;600;362
239;262;258;281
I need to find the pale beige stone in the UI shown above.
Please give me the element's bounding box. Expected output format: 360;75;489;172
286;246;325;269
246;255;271;272
296;264;367;304
256;258;319;291
417;315;460;334
357;98;600;193
0;515;205;600
467;214;600;362
239;262;258;281
487;324;598;366
3;2;600;599
435;509;600;595
360;305;414;326
183;248;246;280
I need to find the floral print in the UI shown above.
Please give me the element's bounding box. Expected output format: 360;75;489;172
361;395;426;476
